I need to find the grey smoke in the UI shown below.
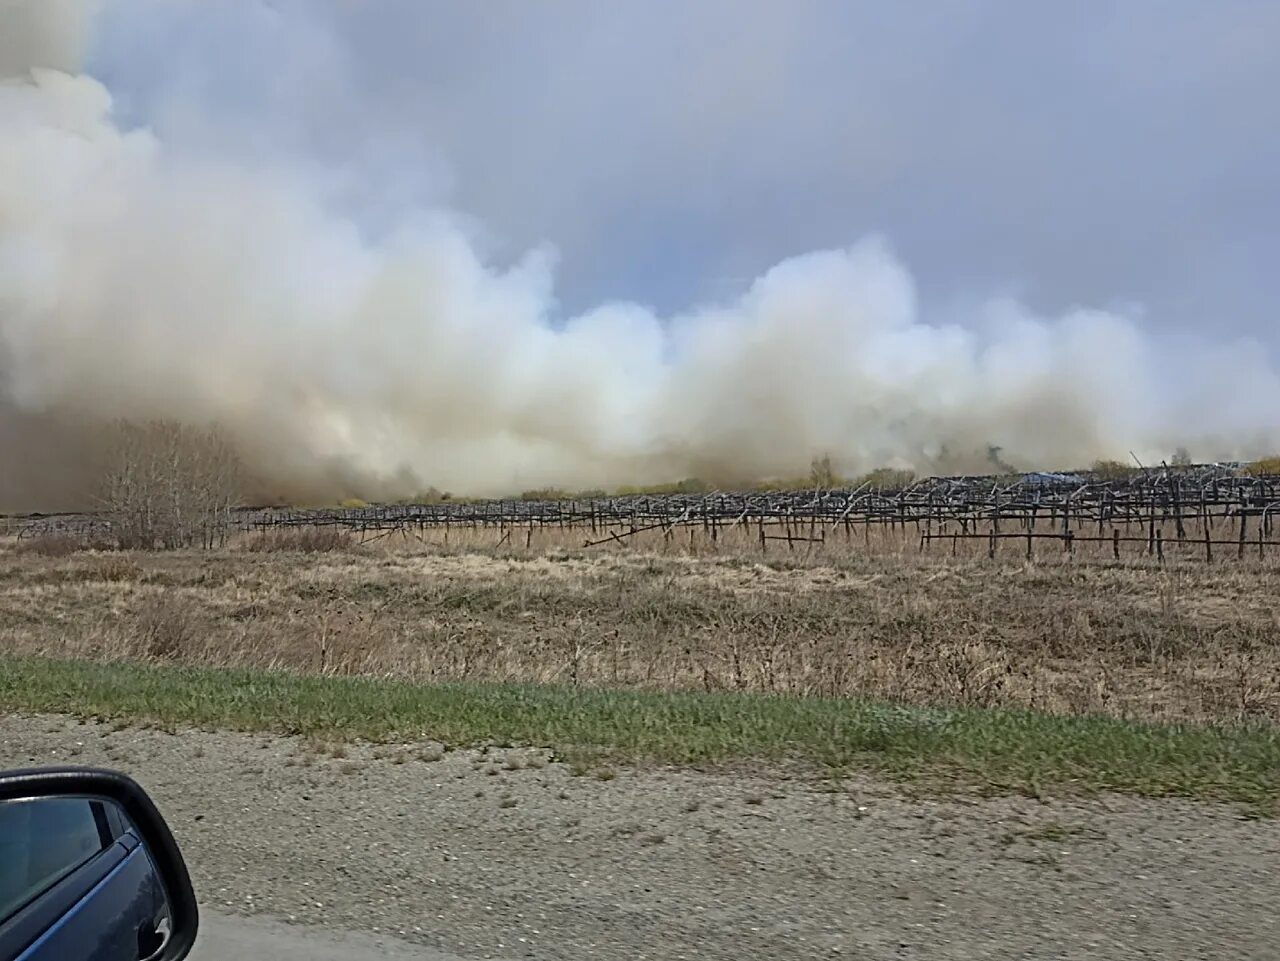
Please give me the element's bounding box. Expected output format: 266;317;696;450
1;0;1277;507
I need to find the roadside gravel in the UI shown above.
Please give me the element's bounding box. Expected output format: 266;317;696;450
2;713;1276;960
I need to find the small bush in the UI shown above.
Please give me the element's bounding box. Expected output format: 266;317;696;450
809;454;842;489
855;467;916;490
1090;459;1139;481
392;487;452;505
134;595;197;660
338;498;369;509
246;528;354;553
671;477;711;495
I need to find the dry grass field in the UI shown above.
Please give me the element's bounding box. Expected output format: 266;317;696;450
3;526;1277;726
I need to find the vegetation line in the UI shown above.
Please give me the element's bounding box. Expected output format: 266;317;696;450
1;655;1276;808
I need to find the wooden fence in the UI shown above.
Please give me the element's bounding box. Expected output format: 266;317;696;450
5;463;1279;563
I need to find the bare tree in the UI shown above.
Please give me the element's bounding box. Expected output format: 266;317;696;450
808;454;840;489
97;419;242;549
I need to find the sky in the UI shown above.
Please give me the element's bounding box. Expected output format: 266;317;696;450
87;0;1280;337
2;0;1278;506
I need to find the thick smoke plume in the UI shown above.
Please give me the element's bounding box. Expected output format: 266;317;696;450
2;2;1278;507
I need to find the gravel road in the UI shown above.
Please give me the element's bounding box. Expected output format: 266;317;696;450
191;909;454;960
2;713;1276;960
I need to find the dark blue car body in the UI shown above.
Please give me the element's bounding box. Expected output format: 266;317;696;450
0;800;168;961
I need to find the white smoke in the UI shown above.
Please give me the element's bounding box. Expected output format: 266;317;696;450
0;0;95;75
1;1;1278;504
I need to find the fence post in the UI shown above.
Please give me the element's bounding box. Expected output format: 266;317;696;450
1173;478;1186;541
1112;528;1120;560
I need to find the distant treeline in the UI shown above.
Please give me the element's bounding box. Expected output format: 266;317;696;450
355;453;1280;508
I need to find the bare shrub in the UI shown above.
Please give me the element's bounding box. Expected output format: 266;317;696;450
1090;459;1140;482
809;454;841;489
133;594;198;660
246;527;354;553
91;556;143;583
97;419;242;550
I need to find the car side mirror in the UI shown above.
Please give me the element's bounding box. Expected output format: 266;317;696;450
0;767;198;961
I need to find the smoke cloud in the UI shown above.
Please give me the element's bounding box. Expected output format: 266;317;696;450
0;0;94;76
2;1;1278;507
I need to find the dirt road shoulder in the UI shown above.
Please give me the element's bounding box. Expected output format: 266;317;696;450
3;714;1276;960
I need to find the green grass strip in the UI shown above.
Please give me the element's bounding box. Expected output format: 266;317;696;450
1;655;1276;808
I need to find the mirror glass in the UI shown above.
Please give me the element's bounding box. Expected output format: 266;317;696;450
0;796;113;921
0;795;172;957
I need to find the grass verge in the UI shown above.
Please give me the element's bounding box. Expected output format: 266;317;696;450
1;655;1276;809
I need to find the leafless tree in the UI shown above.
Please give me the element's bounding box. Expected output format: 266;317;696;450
97;419;242;549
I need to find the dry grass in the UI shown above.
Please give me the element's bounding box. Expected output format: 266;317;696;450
14;534;89;558
245;528;355;553
1;535;1277;726
219;513;1271;570
1245;456;1280;477
132;594;198;660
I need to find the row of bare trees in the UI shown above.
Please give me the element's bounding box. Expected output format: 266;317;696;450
96;420;242;549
